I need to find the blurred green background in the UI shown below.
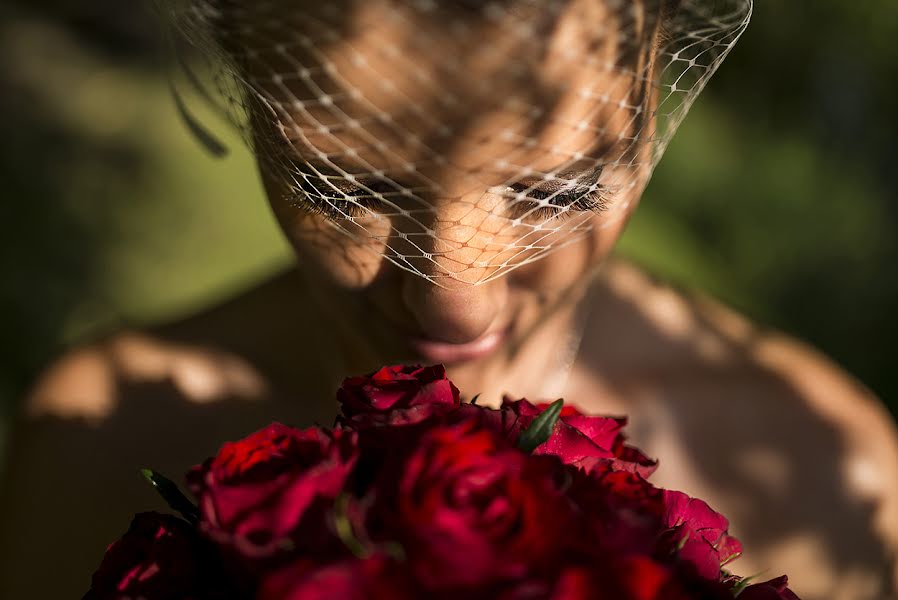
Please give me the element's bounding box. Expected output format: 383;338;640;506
1;1;896;466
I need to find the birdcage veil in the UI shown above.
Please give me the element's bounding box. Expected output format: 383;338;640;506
158;0;752;286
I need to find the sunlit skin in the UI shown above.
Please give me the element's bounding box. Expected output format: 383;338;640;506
247;0;658;398
2;1;898;599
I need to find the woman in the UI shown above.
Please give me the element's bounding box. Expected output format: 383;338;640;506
2;1;896;598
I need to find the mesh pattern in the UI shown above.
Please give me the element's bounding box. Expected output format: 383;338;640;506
160;0;752;286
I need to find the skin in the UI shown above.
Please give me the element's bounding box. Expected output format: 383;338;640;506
2;1;897;598
242;0;659;399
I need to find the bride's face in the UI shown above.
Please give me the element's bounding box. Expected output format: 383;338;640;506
235;0;664;366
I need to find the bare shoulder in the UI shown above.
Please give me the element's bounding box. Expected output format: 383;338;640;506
581;260;898;598
25;337;118;422
744;318;898;528
26;329;269;423
594;259;898;454
23;268;329;423
1;272;314;598
1;327;276;598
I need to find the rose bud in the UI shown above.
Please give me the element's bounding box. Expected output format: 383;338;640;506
498;398;657;477
337;364;461;428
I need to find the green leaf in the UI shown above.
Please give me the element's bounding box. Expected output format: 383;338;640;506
517;398;564;453
141;468;199;525
469;393;481;406
331;495;407;561
730;576;755;597
381;541;406;562
674;530;689;552
731;571;769;597
333;494;369;559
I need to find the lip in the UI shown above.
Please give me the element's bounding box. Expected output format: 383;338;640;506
409;327;510;364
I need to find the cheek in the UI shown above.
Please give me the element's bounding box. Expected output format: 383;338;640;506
509;217;627;293
262;149;636;293
267;196;390;289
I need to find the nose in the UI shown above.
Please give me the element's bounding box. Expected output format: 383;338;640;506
401;272;508;344
396;187;512;343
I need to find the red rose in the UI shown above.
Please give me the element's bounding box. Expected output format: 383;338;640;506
563;462;745;587
738;576;801;600
83;512;218;600
257;556;415;600
499;398;657;477
337;364;461;427
380;419;574;589
598;557;736;600
187;423;357;560
661;491;743;580
543;558;734;600
565;462;667;558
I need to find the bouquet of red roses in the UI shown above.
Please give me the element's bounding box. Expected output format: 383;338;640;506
84;364;799;599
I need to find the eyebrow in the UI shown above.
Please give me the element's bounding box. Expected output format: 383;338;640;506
272;127;408;182
294;158;397;184
295;158;430;200
530;167;603;184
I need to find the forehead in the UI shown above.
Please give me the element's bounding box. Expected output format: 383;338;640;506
219;0;662;186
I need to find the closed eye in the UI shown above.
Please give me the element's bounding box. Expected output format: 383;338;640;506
284;165;407;220
291;178;613;222
284;176;384;219
503;181;611;222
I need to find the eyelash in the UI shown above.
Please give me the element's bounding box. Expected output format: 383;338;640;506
286;179;612;223
503;184;612;222
287;177;388;220
295;196;378;220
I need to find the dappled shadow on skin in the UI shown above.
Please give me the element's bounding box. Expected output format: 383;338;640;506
0;375;337;600
583;267;895;599
1;262;895;599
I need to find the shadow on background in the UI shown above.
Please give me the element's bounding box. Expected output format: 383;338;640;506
1;0;896;465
